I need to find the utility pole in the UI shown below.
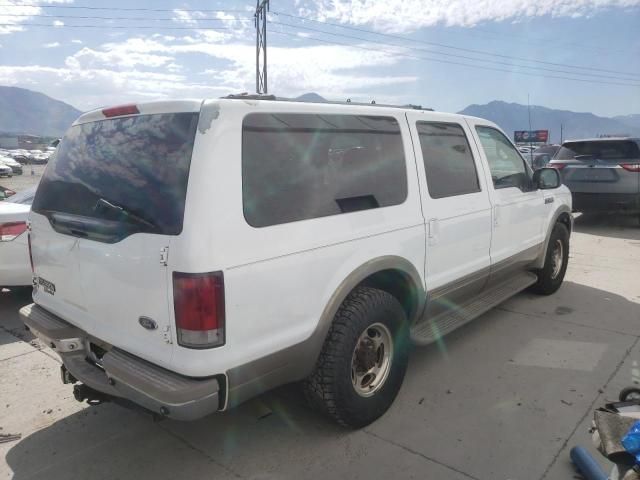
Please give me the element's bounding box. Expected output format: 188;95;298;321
527;94;533;160
255;0;269;94
560;123;563;144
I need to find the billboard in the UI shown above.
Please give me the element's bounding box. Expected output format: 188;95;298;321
514;130;549;143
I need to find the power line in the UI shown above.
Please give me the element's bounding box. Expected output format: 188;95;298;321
0;22;232;31
1;13;252;22
270;29;640;88
270;20;640;83
0;4;245;13
270;11;640;79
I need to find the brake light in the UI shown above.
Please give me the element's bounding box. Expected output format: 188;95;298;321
549;163;567;170
173;271;225;349
27;232;34;273
102;104;139;118
0;221;27;241
620;163;640;172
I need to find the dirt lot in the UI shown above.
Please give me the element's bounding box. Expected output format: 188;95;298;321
1;213;639;480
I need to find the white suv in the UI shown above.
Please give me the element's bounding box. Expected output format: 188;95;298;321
20;97;572;427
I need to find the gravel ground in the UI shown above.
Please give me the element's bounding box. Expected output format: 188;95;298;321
1;164;46;193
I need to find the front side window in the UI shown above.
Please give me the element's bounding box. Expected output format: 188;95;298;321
242;113;408;228
476;126;530;190
416;122;480;198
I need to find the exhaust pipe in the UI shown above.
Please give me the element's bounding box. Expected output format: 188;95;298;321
72;384;111;405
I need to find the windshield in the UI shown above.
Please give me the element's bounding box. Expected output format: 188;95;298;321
32;112;199;236
555;140;640;160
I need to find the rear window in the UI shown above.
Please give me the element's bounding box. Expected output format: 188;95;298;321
32;112;199;236
555;140;640;160
242;113;407;228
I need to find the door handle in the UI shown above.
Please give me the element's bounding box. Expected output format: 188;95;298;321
545;197;554;204
428;218;438;245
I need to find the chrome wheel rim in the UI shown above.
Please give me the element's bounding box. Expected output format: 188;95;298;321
351;323;393;397
550;239;564;279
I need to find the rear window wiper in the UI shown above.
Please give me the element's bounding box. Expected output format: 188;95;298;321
94;198;160;232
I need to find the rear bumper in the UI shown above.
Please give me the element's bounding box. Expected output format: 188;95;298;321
572;192;640;213
19;303;222;421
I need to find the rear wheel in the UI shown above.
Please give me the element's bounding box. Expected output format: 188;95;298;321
531;223;569;295
303;286;410;428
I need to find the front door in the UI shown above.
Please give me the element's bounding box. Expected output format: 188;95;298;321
406;112;493;322
467;121;546;285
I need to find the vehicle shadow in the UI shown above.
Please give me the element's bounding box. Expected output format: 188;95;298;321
0;288;35;346
5;281;639;480
573;212;640;241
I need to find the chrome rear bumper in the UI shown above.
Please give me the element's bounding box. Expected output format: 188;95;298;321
19;303;221;421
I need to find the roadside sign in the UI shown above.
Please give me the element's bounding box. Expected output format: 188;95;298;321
514;130;549;143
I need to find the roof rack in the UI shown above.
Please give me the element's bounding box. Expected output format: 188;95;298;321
220;93;434;111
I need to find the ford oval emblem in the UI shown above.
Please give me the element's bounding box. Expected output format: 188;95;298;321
138;317;158;331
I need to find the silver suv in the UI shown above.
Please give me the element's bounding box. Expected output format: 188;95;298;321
549;138;640;219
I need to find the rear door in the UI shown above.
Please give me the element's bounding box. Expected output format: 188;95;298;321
30;105;200;368
553;139;640;195
406;112;493;319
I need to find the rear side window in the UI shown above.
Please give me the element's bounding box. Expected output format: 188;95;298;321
416;122;480;198
242;113;407;228
555;140;640;160
32;112;199;236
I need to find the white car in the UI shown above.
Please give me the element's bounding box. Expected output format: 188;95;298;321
20;97;572;427
0;199;31;289
0;156;23;174
0;161;12;177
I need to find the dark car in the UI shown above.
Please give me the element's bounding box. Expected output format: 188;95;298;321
531;145;561;170
548;138;640;218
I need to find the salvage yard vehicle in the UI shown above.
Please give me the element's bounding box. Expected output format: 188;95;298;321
0;198;31;289
20;96;572;428
0;161;12;178
549;137;640;220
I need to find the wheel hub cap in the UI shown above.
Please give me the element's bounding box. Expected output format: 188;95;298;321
351;323;393;398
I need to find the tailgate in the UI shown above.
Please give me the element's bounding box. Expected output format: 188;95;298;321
29;104;200;368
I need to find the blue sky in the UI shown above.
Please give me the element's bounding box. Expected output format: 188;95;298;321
0;0;638;117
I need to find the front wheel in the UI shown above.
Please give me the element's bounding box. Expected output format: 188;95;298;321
303;286;410;428
530;222;569;295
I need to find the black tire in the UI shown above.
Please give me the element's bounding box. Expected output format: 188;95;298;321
303;286;410;428
530;222;570;295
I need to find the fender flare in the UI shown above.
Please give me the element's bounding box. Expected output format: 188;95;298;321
532;205;573;269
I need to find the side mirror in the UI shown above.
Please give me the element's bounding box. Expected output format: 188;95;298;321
533;167;560;190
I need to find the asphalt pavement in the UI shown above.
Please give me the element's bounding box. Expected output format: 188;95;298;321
1;212;639;480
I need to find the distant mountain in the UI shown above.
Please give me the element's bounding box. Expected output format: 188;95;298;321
614;114;640;131
295;92;328;103
0;86;81;137
458;101;639;143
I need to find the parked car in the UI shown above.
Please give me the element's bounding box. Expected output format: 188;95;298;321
0;186;16;200
531;145;561;170
29;152;50;165
0;161;13;178
0;156;23;175
549;137;640;218
0;198;31;289
20;98;572;427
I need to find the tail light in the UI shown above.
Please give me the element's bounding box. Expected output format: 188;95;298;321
102;104;139;118
620;163;640;172
549;162;567;170
0;221;27;241
173;271;225;349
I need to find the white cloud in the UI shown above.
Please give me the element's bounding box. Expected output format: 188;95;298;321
0;0;71;34
52;20;64;27
65;39;175;69
172;9;206;25
306;0;640;32
43;42;60;48
71;39;83;44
